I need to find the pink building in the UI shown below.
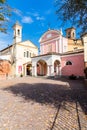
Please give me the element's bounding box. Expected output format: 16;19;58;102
32;29;85;77
40;29;68;54
61;51;84;76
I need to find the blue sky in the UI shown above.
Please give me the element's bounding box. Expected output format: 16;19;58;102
0;0;75;50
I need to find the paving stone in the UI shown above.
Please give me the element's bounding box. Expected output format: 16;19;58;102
0;77;87;130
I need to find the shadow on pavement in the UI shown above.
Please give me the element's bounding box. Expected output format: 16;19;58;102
2;81;87;113
2;79;87;130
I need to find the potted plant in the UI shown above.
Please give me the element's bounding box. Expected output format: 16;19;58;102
69;74;77;80
20;73;23;77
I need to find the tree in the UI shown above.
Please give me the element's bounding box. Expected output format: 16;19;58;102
55;0;87;34
0;0;11;33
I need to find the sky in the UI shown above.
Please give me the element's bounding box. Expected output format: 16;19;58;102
0;0;76;51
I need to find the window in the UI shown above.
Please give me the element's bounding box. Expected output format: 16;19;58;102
24;52;26;57
27;51;29;57
30;52;31;57
18;29;20;35
73;32;75;37
66;61;72;65
68;32;71;38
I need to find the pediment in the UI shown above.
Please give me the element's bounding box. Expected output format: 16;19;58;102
18;40;37;48
39;30;61;43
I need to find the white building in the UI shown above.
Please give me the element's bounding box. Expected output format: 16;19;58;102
0;21;38;77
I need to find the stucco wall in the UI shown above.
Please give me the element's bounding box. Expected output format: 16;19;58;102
15;41;38;76
61;53;84;76
40;30;68;55
68;39;83;51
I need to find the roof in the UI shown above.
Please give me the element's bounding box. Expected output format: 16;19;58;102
0;45;12;52
32;49;84;58
13;21;22;28
0;39;38;52
81;32;87;38
0;55;11;61
31;52;62;58
65;27;76;31
62;49;84;56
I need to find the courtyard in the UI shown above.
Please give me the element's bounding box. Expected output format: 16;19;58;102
0;76;87;130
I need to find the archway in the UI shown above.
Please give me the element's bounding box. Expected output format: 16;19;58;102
54;60;61;75
26;64;32;75
37;60;47;76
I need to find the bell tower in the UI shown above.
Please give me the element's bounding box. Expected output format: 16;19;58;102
66;27;76;39
13;21;22;43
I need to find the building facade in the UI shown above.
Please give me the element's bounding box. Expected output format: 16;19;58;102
32;28;85;77
0;22;86;79
0;21;38;78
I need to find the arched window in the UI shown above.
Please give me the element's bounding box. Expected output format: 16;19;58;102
66;61;72;65
68;32;71;38
73;32;75;37
27;51;29;57
18;29;20;35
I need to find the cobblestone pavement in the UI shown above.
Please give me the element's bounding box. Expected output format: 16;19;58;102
0;77;87;130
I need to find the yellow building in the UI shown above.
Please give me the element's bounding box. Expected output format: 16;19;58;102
66;27;84;51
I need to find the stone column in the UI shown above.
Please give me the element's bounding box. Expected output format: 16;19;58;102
56;65;58;75
32;66;34;76
32;65;37;77
58;65;61;76
47;65;49;76
34;65;37;76
24;65;26;76
51;65;54;76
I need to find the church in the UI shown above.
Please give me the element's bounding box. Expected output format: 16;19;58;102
0;22;87;79
32;28;85;77
0;21;38;79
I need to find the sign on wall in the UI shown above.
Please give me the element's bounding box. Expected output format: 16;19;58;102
18;66;22;73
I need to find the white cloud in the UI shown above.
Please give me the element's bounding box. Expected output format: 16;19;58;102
22;16;33;24
27;11;45;21
27;12;39;17
13;8;22;17
36;16;45;20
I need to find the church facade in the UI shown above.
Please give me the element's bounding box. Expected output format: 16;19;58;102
0;22;87;79
0;22;38;78
32;28;85;77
